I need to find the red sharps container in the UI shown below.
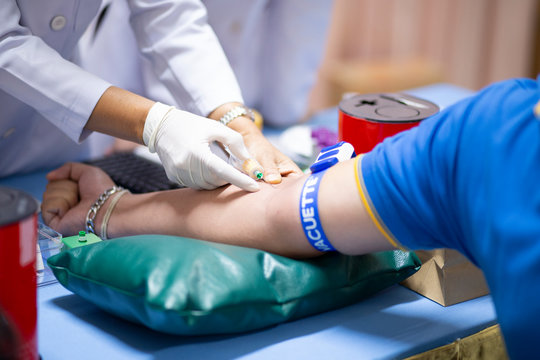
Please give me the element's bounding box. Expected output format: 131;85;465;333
0;187;39;360
338;93;439;154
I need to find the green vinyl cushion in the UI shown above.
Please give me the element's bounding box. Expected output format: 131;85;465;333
47;235;420;335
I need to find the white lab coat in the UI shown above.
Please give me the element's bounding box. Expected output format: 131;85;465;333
0;0;242;177
80;0;333;128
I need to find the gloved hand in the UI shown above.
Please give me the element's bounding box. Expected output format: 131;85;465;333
143;102;260;191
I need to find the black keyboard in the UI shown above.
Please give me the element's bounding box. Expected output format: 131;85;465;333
86;152;181;193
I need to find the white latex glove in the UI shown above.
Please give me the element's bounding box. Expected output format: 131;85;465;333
143;102;260;191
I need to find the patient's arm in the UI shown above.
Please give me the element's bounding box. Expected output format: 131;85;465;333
42;161;391;258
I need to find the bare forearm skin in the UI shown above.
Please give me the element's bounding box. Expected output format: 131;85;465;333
86;86;155;144
107;176;317;258
107;160;392;258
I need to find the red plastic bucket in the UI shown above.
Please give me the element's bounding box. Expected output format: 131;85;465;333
338;93;439;154
0;187;38;360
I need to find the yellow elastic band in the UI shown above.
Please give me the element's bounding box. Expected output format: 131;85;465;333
354;155;403;249
534;100;540;119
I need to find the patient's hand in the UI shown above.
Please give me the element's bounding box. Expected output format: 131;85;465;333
41;163;116;236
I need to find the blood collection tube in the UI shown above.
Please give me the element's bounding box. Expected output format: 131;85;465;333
229;155;264;180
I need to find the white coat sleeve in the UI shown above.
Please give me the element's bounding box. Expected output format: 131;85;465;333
126;0;243;116
0;1;111;142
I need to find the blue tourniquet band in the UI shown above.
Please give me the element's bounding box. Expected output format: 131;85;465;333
299;170;336;252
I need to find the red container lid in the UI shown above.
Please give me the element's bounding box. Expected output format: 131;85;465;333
339;93;439;123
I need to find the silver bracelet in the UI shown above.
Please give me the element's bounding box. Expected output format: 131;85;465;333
86;186;124;235
219;106;254;127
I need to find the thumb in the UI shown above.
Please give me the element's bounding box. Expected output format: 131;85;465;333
46;163;75;181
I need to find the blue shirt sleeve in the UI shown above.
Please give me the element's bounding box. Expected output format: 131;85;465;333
359;77;540;359
359;92;472;257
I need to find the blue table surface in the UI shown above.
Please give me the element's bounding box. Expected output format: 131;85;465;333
1;83;496;360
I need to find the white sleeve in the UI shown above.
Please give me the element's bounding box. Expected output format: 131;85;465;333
0;1;111;142
126;0;243;116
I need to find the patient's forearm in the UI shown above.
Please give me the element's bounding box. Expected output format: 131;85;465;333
106;160;391;258
108;176;320;258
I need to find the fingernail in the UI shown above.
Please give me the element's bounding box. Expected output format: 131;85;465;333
265;174;281;184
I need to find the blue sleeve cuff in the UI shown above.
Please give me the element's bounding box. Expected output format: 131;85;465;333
354;155;406;250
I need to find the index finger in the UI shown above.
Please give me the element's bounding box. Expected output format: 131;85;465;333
204;154;260;192
46;162;93;182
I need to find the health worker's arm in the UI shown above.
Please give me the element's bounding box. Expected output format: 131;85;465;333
0;1;287;191
124;0;302;183
42;160;392;259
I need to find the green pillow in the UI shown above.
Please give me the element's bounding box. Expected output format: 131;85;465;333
47;235;420;335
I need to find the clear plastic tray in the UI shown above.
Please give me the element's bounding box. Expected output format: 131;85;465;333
37;222;63;287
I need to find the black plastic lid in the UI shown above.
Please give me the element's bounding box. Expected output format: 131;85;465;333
0;186;38;227
339;93;439;123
